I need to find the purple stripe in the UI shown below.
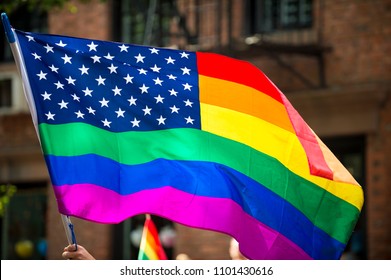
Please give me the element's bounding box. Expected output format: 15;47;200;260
54;184;312;260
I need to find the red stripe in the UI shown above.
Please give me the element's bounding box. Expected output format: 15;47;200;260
196;52;283;103
144;217;167;260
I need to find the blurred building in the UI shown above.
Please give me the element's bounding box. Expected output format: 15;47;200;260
0;0;390;260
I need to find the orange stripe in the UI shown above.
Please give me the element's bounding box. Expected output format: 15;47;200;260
199;75;295;133
197;52;283;103
142;217;167;260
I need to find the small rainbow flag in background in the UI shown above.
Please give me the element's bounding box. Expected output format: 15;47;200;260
6;25;364;259
138;215;167;260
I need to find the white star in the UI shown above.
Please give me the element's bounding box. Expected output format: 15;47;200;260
128;96;137;106
185;116;195;124
66;76;76;85
99;98;110;107
56;40;67;47
96;75;106;85
184;99;193;107
71;94;80;102
83;87;93;96
142;105;152;115
112;86;122;96
108;63;118;73
149;48;159;54
170;105;180;113
165;56;175;64
124;74;134;84
115;108;125;118
79;65;89;75
131;117;140;127
61;54;72;64
154;95;164;104
167;74;177;80
75;110;85;119
139;84;149;94
138;68;147;75
45;111;55;120
181;67;191;75
153;77;163;86
37;71;47;80
54;81;64;89
41;91;51;100
91;55;101;63
87;106;96;114
119;44;129;52
44;44;54;53
32;53;41;60
49;65;59;73
135;53;145;63
150;64;161;73
157;115;166;125
58;100;69;109
104;53;115;60
183;83;192;91
26;35;35;42
101;118;111;127
169;89;178;96
180;52;190;58
87;41;98;51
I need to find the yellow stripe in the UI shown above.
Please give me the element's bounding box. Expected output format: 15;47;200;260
143;242;159;260
200;103;363;210
199;75;295;133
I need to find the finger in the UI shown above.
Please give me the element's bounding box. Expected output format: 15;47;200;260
62;251;69;259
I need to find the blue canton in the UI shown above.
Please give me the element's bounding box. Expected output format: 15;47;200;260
16;30;201;132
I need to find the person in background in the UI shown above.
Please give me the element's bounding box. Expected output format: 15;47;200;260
176;253;191;260
62;244;95;260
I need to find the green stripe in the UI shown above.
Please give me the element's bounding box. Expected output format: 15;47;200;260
39;123;360;243
138;250;149;260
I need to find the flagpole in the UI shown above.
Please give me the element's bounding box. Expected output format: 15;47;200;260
1;12;77;248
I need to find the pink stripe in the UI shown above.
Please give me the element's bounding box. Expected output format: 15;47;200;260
54;184;312;260
281;94;333;180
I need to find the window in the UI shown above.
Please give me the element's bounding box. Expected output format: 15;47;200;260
245;0;313;34
0;78;12;108
112;0;175;47
0;73;26;113
0;5;47;62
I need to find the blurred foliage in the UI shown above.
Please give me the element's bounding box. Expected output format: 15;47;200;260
0;0;106;14
0;184;17;217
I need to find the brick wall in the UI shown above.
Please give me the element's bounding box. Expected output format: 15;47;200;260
48;0;111;40
366;94;391;259
323;0;391;86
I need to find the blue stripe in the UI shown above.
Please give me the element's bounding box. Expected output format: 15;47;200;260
46;154;345;259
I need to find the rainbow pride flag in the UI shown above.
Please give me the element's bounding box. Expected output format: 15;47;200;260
10;28;364;259
138;215;167;260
